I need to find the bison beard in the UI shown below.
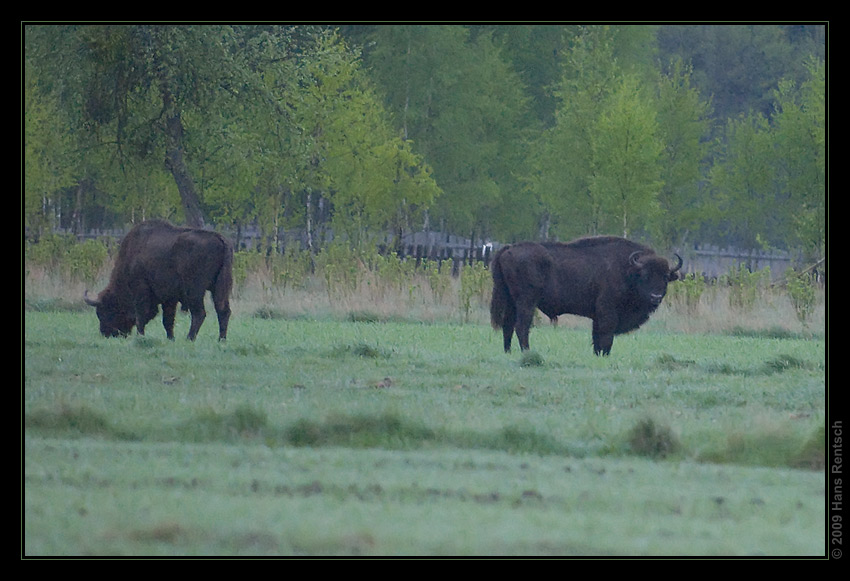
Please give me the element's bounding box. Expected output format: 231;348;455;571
490;236;682;356
84;220;233;341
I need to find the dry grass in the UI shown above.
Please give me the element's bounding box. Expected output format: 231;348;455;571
24;257;824;336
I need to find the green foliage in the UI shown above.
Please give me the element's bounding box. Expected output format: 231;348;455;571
314;243;365;298
653;58;713;248
25;24;824;259
667;272;706;315
421;259;452;304
26;234;78;270
591;74;664;237
66;239;110;284
26;235;110;285
459;262;491;322
23;68;78;233
785;269;817;323
232;251;266;290
724;264;771;311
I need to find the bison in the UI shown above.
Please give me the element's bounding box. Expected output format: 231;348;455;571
84;220;233;341
490;236;682;356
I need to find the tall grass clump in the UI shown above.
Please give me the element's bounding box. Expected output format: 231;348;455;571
314;242;366;298
724;263;771;311
421;259;452;304
459;261;491;322
667;272;706;315
625;418;681;459
785;268;818;323
26;234;112;286
25;235;823;333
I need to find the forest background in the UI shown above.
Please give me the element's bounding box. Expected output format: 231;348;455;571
23;24;826;262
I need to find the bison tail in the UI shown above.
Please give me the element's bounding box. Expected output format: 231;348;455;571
213;241;234;311
489;249;511;329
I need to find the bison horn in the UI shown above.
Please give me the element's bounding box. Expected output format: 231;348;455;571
671;254;683;273
83;290;100;307
629;251;643;266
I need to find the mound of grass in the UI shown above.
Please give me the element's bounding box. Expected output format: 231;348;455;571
25;404;135;440
761;354;815;374
230;342;274;357
286;413;435;448
626;418;680;459
792;426;825;470
483;426;568;455
346;310;386;323
133;335;162;349
331;342;390;359
252;306;294;320
519;351;545;368
654;353;695;371
180;405;269;442
698;423;821;469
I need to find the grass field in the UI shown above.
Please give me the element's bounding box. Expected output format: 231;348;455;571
23;296;826;556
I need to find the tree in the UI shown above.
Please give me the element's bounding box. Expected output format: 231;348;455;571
591;74;664;238
770;58;825;258
364;25;532;241
709;57;824;255
709;112;775;249
23;64;77;234
26;25;268;228
654;58;714;249
297;30;440;248
529;25;625;240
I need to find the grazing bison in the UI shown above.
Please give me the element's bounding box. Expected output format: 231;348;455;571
84;220;233;341
490;236;682;356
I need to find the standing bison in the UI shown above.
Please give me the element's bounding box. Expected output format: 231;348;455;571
84;220;233;341
490;236;682;356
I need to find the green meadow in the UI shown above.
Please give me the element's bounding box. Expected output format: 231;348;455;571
24;304;826;556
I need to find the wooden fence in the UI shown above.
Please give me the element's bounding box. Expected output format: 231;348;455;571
681;244;795;281
52;226;498;268
48;227;818;281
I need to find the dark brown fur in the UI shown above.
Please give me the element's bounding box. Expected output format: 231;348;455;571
85;220;233;341
490;236;681;356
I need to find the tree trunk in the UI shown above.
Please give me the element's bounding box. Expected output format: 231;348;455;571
153;33;206;229
164;108;205;228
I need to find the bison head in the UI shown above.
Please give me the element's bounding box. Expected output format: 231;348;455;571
84;290;135;338
628;252;683;308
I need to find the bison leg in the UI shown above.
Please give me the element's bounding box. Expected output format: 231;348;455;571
514;300;537;351
135;302;158;337
130;282;158;337
215;300;231;341
161;301;178;340
185;299;206;341
591;316;616;356
501;302;517;352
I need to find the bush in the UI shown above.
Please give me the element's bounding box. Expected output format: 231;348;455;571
724;263;770;311
67;239;109;284
459;261;491;322
785;268;817;323
668;272;706;314
25;235;110;285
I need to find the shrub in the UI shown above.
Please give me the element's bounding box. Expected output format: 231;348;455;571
66;239;109;284
459;261;491;322
626;418;680;459
724;263;770;311
421;259;452;304
315;243;365;298
785;268;817;323
668;272;706;314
